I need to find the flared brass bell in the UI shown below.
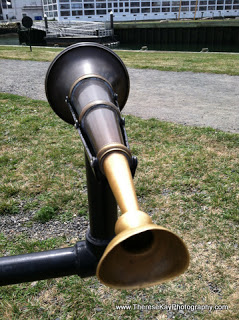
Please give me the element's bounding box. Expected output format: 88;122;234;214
96;152;190;289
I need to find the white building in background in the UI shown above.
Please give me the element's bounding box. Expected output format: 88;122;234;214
42;0;239;22
0;0;43;21
0;0;238;22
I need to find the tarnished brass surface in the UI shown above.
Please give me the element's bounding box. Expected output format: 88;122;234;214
96;152;190;289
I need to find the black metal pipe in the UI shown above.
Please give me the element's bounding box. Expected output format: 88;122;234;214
85;153;117;240
110;11;114;38
0;230;112;287
0;240;91;286
44;14;48;32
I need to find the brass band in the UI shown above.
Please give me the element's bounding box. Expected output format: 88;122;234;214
78;100;121;123
68;74;114;100
97;143;132;174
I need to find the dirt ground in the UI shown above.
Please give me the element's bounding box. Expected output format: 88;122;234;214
0;58;238;133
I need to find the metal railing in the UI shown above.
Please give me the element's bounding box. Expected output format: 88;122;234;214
33;21;112;38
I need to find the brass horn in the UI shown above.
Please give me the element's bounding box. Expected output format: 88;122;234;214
45;43;189;289
96;151;189;289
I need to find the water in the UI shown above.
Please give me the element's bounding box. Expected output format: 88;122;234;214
0;33;19;45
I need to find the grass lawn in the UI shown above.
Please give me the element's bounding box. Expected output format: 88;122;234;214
0;93;238;319
0;45;239;75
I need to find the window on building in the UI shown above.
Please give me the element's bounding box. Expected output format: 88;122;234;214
152;1;161;6
131;2;140;7
72;4;82;9
60;10;70;16
60;4;70;9
72;10;83;15
84;9;95;14
162;7;170;12
97;9;107;14
142;2;150;6
142;8;150;12
152;7;161;12
84;3;94;8
96;3;106;8
131;8;140;13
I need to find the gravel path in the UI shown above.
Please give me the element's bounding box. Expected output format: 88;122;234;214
1;58;239;133
1;211;89;241
0;58;238;242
